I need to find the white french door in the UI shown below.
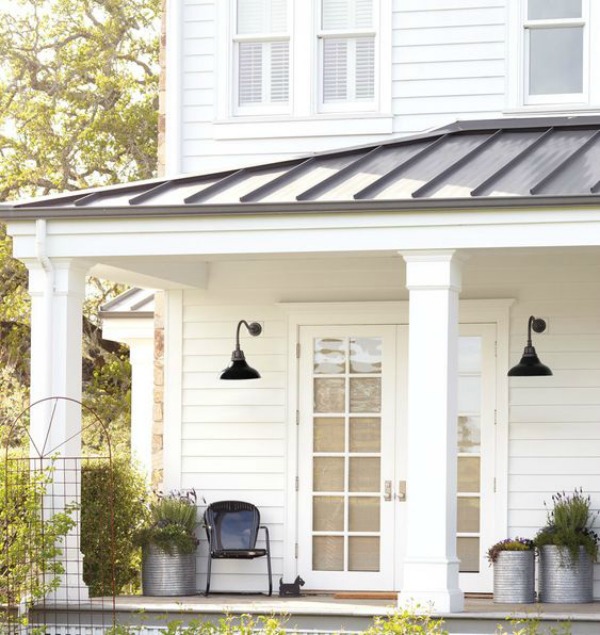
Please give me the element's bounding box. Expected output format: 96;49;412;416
297;325;405;590
296;322;497;592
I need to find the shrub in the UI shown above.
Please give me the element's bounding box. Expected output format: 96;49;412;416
486;537;534;564
81;457;150;596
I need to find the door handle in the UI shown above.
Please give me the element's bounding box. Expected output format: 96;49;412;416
384;480;392;502
397;480;407;501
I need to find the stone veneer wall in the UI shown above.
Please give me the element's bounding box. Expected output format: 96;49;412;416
152;0;167;487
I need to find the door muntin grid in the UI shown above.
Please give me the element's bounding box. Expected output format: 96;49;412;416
311;336;383;573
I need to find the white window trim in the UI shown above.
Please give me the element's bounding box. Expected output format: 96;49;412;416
506;0;599;113
215;0;392;139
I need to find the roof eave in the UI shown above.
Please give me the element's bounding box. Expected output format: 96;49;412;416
2;195;600;221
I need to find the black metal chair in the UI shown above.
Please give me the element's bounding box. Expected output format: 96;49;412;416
203;500;272;596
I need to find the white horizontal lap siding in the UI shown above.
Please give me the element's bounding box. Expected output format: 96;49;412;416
501;262;600;597
391;1;506;134
181;293;287;592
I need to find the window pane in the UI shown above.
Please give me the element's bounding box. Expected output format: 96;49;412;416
238;0;287;34
270;42;289;102
349;417;380;452
314;417;345;452
349;457;379;492
457;537;480;573
314;457;345;491
457;497;480;533
350;337;381;374
458;415;481;453
349;496;380;531
322;0;373;30
313;536;343;570
349;377;381;413
529;27;583;95
238;43;263;105
458;337;481;373
457;456;480;493
314;338;346;374
528;0;581;20
313;496;344;531
355;38;375;99
314;377;345;413
458;376;481;413
323;38;348;101
349;536;379;571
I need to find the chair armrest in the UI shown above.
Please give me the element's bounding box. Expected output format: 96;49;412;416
259;524;271;552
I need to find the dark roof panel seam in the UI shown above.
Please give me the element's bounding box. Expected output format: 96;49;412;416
184;169;246;204
240;158;315;202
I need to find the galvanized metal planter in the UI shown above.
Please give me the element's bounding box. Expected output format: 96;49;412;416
538;545;593;603
493;550;535;603
142;544;197;596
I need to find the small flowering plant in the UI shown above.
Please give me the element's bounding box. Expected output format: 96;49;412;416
486;537;534;564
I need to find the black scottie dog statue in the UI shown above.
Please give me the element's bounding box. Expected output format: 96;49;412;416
278;576;305;597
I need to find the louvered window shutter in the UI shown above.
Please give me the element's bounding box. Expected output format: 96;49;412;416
235;0;289;109
320;0;375;105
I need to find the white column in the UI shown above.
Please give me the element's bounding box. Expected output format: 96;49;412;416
27;256;89;600
398;250;465;613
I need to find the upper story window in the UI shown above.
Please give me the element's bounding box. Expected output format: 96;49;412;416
318;0;376;112
234;0;290;114
523;0;586;105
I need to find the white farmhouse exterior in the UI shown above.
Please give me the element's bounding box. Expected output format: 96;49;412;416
3;0;600;614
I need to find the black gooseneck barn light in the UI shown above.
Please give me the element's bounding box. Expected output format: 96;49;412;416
508;315;552;376
219;320;262;380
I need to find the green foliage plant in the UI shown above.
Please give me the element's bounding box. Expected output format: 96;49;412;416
534;488;599;562
0;458;77;607
486;537;534;564
137;490;199;555
81;457;150;596
363;607;448;635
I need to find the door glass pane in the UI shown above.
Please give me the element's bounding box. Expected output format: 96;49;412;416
350;337;382;374
314;457;344;491
458;337;482;373
314;377;345;412
458;376;481;413
313;536;343;570
349;536;379;571
349;457;379;492
349;417;380;452
314;338;346;374
458;456;480;493
457;537;480;573
349;496;380;531
457;497;481;533
314;496;344;531
314;417;345;452
528;0;581;19
529;27;583;95
349;377;381;412
458;415;481;453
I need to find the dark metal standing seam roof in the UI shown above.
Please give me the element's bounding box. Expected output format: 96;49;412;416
5;115;600;218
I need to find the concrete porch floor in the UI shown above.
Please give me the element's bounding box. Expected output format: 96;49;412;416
91;594;600;634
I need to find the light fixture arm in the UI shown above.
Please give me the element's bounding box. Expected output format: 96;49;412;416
232;320;263;360
527;315;547;347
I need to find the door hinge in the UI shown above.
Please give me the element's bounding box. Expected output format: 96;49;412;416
494;340;498;357
296;409;299;425
494;409;497;425
295;476;299;491
295;543;298;559
296;342;301;358
493;477;497;493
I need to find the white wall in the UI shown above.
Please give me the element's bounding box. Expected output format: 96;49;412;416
167;249;600;593
175;0;507;174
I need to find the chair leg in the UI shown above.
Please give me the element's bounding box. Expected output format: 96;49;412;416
205;554;212;596
266;551;272;596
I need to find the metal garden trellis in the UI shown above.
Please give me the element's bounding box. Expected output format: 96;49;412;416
1;396;117;634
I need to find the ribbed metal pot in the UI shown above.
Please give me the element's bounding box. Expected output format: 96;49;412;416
538;545;593;603
142;544;197;596
493;550;535;603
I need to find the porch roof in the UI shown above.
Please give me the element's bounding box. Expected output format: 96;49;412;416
4;115;600;220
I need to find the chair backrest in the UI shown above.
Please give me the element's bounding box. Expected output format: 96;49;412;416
205;501;260;551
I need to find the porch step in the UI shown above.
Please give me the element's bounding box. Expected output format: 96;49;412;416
333;592;397;600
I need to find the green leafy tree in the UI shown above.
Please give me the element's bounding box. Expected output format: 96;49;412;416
0;0;160;452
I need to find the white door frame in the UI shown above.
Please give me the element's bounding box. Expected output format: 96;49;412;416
281;299;512;592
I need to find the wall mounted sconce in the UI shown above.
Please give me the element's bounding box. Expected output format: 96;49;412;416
219;320;262;380
508;315;552;376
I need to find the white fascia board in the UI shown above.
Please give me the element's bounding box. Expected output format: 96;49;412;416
102;317;154;344
6;207;600;260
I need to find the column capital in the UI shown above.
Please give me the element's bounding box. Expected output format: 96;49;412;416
401;250;468;293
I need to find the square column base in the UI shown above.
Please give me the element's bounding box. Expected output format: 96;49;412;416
398;558;464;613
